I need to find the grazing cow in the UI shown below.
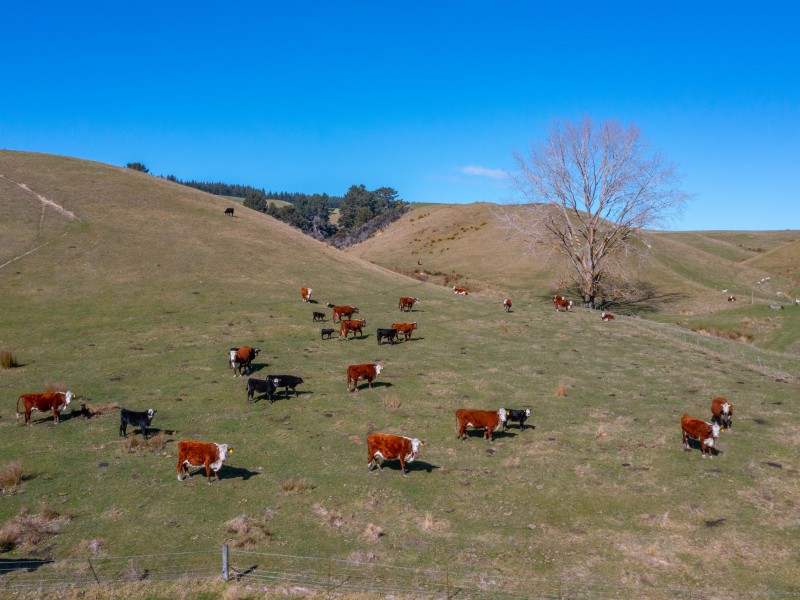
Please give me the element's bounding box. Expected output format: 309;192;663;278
16;391;74;426
727;295;736;302
119;408;156;439
503;408;531;431
452;286;468;295
455;408;507;442
391;322;417;341
267;375;304;399
230;346;260;376
224;207;234;216
553;296;573;311
312;311;326;322
710;397;734;431
321;328;336;339
367;434;425;477
339;319;366;339
246;377;277;403
681;414;721;458
328;304;359;322
347;363;383;392
377;327;399;345
398;297;419;312
601;311;615;321
503;298;512;312
177;440;232;484
301;287;312;303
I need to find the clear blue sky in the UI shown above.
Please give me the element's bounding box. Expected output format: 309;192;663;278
2;1;798;231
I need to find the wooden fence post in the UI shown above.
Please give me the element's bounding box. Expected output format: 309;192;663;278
222;544;229;582
87;558;100;585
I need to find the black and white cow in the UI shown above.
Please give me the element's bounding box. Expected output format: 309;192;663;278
502;408;532;431
246;377;277;403
119;408;156;439
267;375;304;399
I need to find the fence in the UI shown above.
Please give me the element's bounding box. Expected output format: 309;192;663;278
2;547;800;599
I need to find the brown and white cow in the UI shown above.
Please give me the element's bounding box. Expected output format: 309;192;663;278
453;287;468;295
327;304;359;322
367;433;424;476
301;287;312;302
229;346;260;376
347;363;383;392
16;391;74;426
455;408;507;442
398;297;419;312
503;298;512;312
727;295;736;302
339;318;366;340
601;311;615;321
681;414;721;458
710;397;734;431
553;295;573;311
391;322;417;341
177;440;233;484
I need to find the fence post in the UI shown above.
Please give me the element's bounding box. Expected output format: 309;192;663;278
222;544;229;582
87;558;100;586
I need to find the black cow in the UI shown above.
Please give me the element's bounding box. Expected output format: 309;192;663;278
224;207;234;216
503;408;532;431
267;375;304;399
120;408;156;439
313;311;326;322
247;377;277;403
377;328;398;345
321;328;335;339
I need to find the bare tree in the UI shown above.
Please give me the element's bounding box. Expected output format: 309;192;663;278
501;117;689;309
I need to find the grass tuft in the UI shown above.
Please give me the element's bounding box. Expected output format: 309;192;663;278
280;478;315;493
0;349;19;369
360;523;384;542
0;460;23;490
555;380;568;397
224;514;272;548
0;505;69;551
381;394;402;412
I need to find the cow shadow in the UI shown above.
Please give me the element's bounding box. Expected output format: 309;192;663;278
246;363;268;375
355;381;393;391
223;466;261;481
268;390;312;403
461;429;517;441
684;438;722;457
0;557;53;575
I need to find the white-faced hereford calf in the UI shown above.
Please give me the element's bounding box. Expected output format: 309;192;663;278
229;346;260;376
391;322;417;341
455;408;507;442
553;295;573;311
398;297;419;312
503;298;512;312
17;391;74;426
177;440;233;484
301;287;312;302
327;304;359;322
710;397;734;431
367;433;425;476
347;363;382;392
339;319;366;340
681;414;721;458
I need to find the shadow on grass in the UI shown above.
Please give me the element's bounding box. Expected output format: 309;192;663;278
372;460;440;475
223;466;261;481
353;381;393;392
460;429;518;441
0;558;53;575
684;437;722;457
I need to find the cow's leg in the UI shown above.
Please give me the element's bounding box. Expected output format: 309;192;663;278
120;421;126;437
142;425;148;440
400;457;407;476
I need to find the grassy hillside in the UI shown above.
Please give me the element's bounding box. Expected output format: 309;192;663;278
1;152;799;598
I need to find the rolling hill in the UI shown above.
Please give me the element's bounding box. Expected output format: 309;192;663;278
1;151;798;598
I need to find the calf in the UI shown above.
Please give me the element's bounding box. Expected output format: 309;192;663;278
267;375;304;399
347;363;383;392
452;286;468;295
17;391;74;426
229;346;260;376
727;295;736;302
339;319;366;340
455;408;507;442
710;397;734;431
367;434;424;477
681;414;720;458
246;377;277;403
224;207;234;216
177;440;232;484
327;304;359;322
377;327;398;345
553;295;573;311
503;298;512;312
398;297;419;312
312;311;326;322
301;287;312;302
391;322;417;341
321;328;336;340
601;311;615;321
119;408;156;439
503;408;531;431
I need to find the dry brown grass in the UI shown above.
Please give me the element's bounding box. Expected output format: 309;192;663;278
0;505;70;551
121;430;166;452
84;401;120;416
0;459;23;490
224;514;272;548
75;537;108;557
360;523;384;542
555;380;568;397
0;349;19;369
280;478;315;493
381;394;402;411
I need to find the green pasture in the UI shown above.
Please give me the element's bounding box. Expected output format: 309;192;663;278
1;152;798;597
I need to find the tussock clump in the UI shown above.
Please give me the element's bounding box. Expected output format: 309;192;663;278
555;380;568;397
360;523;384;542
420;512;449;532
0;460;24;491
0;349;19;369
0;506;70;551
122;431;166;452
122;435;142;452
76;537;108;557
314;504;345;528
381;394;402;412
280;478;315;493
224;514;272;548
84;402;121;416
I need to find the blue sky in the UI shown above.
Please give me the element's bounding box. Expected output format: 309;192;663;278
2;1;798;231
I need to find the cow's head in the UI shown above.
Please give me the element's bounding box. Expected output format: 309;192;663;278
498;408;507;422
146;408;156;423
405;438;424;462
216;444;232;461
524;408;531;417
374;364;383;375
705;423;722;447
252;348;261;357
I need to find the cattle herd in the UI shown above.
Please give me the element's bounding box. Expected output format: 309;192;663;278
14;288;739;483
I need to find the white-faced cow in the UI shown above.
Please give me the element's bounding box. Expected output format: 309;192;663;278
398;297;419;312
17;391;74;426
301;287;312;302
367;433;424;477
710;397;734;431
601;311;615;321
347;363;382;392
177;440;232;484
391;322;417;341
229;346;260;377
681;414;721;458
503;408;531;431
553;295;573;311
328;304;359;322
455;408;507;442
503;298;512;312
119;408;156;438
453;286;468;295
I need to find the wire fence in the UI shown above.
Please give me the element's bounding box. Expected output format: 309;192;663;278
2;547;800;599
